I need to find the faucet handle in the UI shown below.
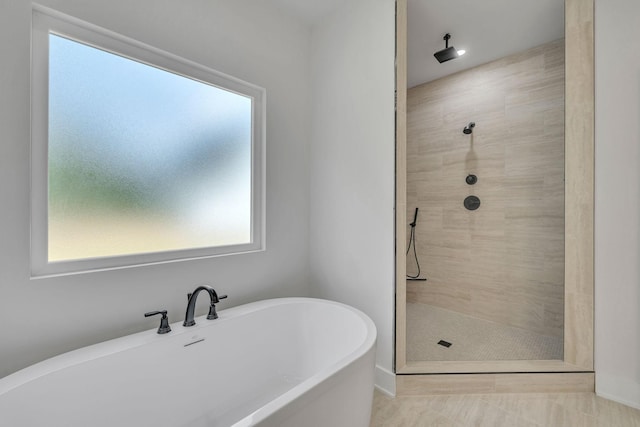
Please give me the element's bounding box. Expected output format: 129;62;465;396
206;295;227;320
144;310;172;334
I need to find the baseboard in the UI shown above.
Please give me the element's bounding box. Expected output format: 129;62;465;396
397;372;594;395
596;373;640;410
375;365;396;396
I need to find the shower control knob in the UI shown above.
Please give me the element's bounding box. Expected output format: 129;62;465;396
466;174;477;185
464;195;481;211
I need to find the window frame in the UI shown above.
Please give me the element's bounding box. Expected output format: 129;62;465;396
31;6;266;278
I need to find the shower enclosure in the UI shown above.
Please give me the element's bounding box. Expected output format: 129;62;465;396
406;36;566;362
395;0;594;387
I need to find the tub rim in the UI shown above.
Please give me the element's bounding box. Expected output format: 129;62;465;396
0;297;378;419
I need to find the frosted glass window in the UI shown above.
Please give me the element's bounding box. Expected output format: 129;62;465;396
31;8;265;276
48;34;252;261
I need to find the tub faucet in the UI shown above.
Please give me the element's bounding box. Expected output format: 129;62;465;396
183;285;227;327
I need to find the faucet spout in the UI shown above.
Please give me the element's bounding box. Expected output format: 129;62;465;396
183;285;227;327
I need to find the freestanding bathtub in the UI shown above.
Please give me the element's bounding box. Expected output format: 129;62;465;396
0;297;377;427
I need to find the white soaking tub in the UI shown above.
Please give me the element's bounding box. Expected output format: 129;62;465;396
0;298;377;427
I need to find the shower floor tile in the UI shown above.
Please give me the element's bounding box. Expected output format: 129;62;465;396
407;302;563;361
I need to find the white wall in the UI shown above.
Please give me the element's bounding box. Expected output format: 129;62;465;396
308;0;397;395
0;0;311;378
8;0;634;407
594;0;640;409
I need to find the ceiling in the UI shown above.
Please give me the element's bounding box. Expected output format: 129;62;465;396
265;0;564;88
266;0;349;25
408;0;564;87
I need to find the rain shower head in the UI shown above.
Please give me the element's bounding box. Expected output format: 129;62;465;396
434;33;465;63
463;122;476;134
434;46;458;63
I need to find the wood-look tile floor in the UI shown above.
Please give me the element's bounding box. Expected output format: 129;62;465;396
370;390;640;426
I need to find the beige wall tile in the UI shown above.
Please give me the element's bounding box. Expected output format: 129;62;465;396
406;39;565;339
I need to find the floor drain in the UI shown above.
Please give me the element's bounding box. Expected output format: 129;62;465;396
437;340;452;348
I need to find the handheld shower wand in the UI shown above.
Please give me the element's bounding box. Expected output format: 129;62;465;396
410;206;418;227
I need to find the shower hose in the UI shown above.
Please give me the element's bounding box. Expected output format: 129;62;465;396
406;207;423;280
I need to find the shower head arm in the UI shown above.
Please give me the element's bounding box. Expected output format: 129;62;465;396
463;122;476;134
443;33;451;48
